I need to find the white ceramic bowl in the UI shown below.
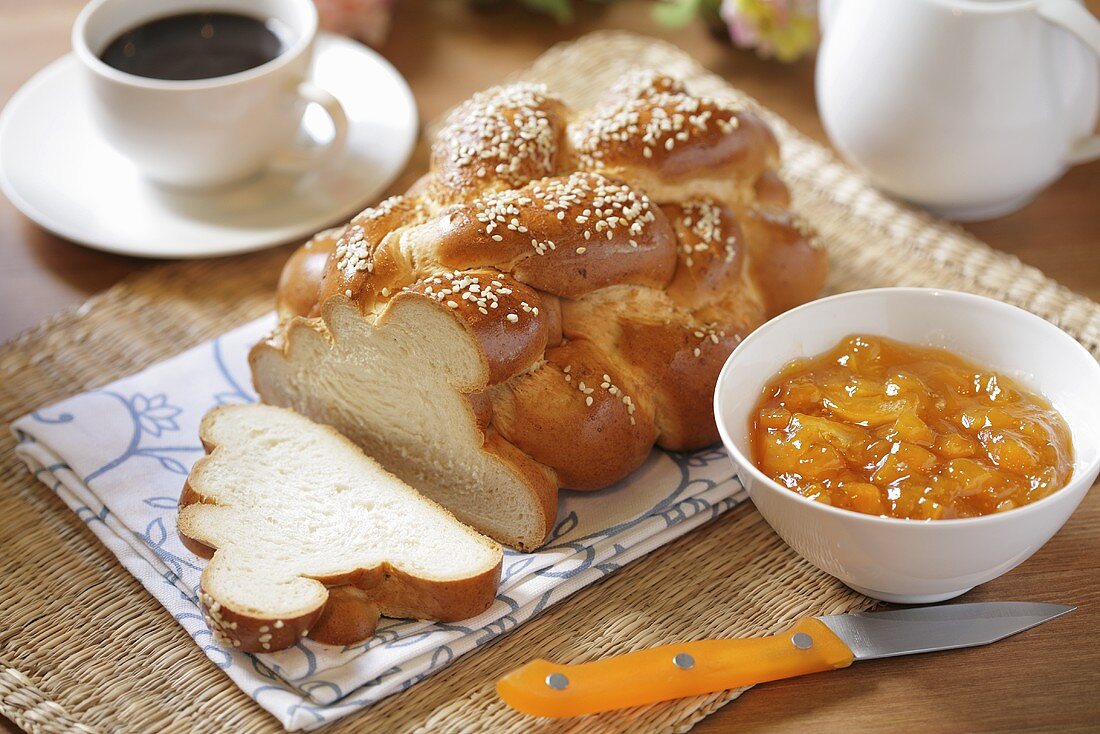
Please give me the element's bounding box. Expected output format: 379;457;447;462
714;288;1100;604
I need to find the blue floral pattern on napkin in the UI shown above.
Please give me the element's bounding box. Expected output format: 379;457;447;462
12;314;744;731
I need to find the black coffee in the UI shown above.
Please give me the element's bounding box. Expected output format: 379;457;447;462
99;12;287;81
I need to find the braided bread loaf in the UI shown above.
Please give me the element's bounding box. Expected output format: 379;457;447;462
251;71;826;550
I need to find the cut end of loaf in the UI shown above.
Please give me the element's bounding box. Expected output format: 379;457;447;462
250;296;559;551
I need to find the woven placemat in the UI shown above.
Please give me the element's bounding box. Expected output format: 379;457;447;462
2;31;1098;734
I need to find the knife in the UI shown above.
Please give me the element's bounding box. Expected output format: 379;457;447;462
496;602;1073;718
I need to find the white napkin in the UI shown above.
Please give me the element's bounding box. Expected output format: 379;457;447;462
11;314;745;731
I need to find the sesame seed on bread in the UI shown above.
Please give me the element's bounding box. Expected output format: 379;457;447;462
254;72;827;548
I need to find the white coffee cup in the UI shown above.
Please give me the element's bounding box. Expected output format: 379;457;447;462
72;0;347;188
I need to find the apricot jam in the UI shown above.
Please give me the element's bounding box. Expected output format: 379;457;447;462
750;335;1074;519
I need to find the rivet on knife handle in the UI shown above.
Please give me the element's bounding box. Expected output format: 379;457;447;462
495;617;855;718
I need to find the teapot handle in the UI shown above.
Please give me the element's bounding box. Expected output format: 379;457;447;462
1037;0;1100;165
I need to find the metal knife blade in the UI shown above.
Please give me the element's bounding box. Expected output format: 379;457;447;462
817;601;1074;660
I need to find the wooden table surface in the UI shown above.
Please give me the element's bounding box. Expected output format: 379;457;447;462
1;1;1098;732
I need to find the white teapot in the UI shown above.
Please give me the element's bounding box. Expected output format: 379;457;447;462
816;0;1099;220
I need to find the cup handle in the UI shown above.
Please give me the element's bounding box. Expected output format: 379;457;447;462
273;81;349;174
1037;0;1100;165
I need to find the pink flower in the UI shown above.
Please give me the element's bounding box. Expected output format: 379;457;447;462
313;0;394;46
720;0;819;62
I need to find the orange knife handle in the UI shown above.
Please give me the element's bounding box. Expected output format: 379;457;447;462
496;617;854;718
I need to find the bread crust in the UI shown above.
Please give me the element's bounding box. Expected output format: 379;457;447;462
488;339;658;489
261;73;827;549
661;199;747;310
178;405;504;653
403;269;549;385
429;82;568;204
615;316;741;451
753;169;791;207
275;228;339;320
318;195;427;314
741;204;828;317
560;287;743;451
567;71;779;203
422;172;678;299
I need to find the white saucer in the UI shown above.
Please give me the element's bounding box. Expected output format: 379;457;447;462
0;34;417;258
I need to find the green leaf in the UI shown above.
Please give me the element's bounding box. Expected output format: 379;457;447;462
521;0;575;23
651;0;703;27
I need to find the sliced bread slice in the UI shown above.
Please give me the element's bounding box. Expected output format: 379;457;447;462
178;403;503;653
